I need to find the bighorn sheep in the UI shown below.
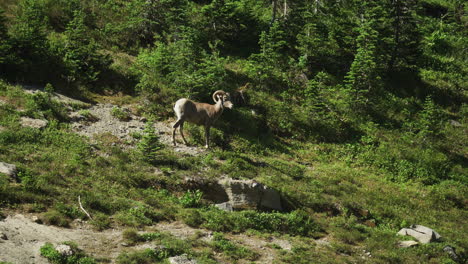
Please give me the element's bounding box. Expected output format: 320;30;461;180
172;90;233;148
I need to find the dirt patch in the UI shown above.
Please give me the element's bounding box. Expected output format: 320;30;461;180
0;214;295;263
69;103;206;156
0;214;122;263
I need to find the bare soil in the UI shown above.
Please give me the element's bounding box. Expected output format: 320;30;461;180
0;213;293;264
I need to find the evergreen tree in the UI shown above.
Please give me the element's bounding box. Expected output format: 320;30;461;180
62;11;111;85
8;0;50;82
344;17;380;111
0;9;11;67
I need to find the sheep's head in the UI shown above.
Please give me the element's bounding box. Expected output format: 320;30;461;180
213;90;233;109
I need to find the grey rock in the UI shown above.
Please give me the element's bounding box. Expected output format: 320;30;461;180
69;112;85;122
0;232;7;240
169;254;197;264
398;240;418;248
449;120;462;127
55;244;74;256
0;161;18;181
20;117;48;129
217;177;282;211
443;245;459;262
215;202;233;212
397;225;441;244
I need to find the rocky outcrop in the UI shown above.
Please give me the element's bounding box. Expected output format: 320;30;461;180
397;225;441;244
218;177;283;211
184;176;284;211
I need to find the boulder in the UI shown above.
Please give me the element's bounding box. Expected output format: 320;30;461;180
398;241;418;248
215;202;233;212
397;225;441;244
55;244;74;256
0;161;18;182
20;117;48;129
0;232;7;240
169;254;197;264
218;177;283;211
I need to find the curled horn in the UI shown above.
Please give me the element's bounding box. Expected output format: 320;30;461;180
212;90;226;103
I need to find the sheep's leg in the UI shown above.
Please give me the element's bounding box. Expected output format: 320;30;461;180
180;123;188;145
204;126;210;148
172;119;182;146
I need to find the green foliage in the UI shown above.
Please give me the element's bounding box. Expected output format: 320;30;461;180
133;37;227;112
42;209;70;227
137;121;163;162
90;213;111;231
182;207;320;236
117;231;190;264
115;203;162;227
60;10;111;85
110;106;131;121
179;190;203;208
211;232;259;261
40;242;96;264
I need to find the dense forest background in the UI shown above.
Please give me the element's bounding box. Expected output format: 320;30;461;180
0;0;466;263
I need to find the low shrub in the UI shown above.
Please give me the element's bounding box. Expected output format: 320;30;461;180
40;242;96;264
42;209;70;227
179;190;203;208
211;232;259;261
181;207;320;236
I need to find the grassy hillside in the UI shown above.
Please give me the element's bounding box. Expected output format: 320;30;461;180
0;0;466;263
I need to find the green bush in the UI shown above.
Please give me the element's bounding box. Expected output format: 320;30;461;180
90;213;111;231
179;190;203;208
137;121;163;162
40;242;96;264
183;207;320;236
42;209;70;227
110;106;131;121
211;232;259;261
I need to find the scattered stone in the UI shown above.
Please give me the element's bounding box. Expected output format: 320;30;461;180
169;254;197;264
0;232;7;240
398;240;419;248
397;225;441;244
55;244;74;256
215;202;233;212
20;117;48;129
0;161;18;182
69;112;85;122
449;120;462;127
443;245;460;262
32;216;42;224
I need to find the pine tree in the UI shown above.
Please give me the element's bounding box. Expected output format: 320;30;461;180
137;121;163;162
344;17;379;109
